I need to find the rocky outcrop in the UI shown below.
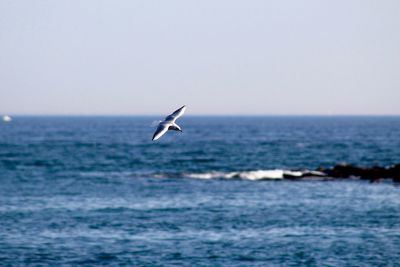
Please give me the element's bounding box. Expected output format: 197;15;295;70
389;164;400;182
316;163;400;182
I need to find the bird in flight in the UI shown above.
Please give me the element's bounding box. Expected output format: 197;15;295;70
152;105;186;141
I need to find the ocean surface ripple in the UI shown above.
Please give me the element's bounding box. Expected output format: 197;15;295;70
1;116;400;266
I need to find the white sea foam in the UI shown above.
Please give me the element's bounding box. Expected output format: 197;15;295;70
78;169;324;181
186;169;304;180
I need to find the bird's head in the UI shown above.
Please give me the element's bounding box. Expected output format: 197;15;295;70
151;120;162;127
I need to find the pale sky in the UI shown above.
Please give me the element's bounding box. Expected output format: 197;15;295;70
1;0;399;115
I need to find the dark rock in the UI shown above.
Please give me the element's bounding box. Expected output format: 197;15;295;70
329;164;364;178
388;164;400;183
287;163;400;183
283;173;302;179
318;164;395;181
362;166;389;180
301;171;326;178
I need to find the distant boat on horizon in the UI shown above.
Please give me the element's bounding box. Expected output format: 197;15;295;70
2;115;12;122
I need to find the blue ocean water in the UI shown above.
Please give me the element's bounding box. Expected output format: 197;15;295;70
0;116;400;266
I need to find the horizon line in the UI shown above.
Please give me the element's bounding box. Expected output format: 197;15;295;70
2;113;400;117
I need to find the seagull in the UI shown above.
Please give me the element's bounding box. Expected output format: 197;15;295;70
152;105;186;141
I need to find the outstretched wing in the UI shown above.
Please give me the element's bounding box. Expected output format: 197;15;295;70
165;105;186;122
152;124;169;141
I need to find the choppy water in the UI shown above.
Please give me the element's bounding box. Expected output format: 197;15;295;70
1;116;400;266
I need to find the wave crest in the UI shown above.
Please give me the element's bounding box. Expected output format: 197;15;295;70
185;169;305;180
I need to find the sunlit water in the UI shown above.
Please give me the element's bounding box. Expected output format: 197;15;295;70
1;116;399;266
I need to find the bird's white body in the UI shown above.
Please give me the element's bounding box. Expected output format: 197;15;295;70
152;106;186;141
3;115;12;122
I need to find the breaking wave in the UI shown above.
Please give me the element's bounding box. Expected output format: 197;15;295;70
186;170;300;180
154;169;326;181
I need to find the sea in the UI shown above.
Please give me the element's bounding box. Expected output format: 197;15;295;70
0;116;400;266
